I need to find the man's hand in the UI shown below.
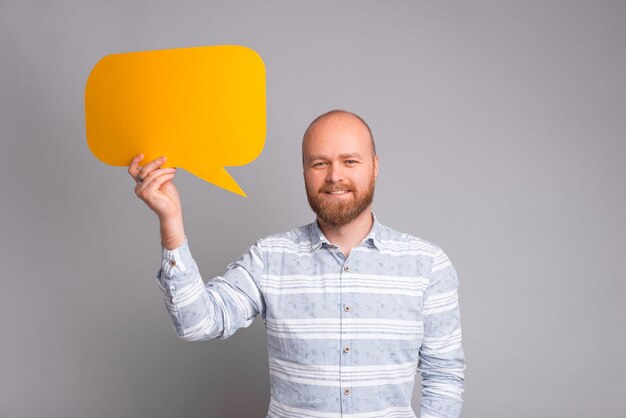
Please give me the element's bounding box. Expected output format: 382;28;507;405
129;154;179;218
129;154;186;249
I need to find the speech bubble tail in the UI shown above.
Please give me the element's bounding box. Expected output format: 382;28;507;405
188;165;248;197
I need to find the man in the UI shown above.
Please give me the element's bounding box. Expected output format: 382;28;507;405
129;110;465;417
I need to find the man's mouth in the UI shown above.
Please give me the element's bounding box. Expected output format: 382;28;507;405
323;189;352;196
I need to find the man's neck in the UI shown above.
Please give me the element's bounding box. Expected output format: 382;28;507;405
317;208;374;257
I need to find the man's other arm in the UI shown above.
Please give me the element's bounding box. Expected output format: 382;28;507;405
418;247;465;418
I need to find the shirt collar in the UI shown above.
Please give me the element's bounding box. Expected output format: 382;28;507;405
309;210;382;252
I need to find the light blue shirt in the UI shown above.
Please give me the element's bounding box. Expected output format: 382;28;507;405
157;212;465;417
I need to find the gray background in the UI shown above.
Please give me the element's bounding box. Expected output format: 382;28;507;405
1;1;624;417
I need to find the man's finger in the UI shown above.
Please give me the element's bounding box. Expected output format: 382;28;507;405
128;154;144;177
139;156;167;178
136;171;176;201
147;173;176;192
137;167;176;191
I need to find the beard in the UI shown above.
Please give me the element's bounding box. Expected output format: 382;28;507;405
306;177;375;227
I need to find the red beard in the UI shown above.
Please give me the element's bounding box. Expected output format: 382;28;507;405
305;178;375;227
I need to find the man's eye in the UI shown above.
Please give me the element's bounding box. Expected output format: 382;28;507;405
346;160;358;164
313;162;327;167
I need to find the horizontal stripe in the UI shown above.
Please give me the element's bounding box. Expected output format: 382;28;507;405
268;399;416;418
270;356;417;373
266;318;422;340
269;357;417;387
266;332;421;340
424;289;459;315
422;381;464;401
431;250;453;272
264;246;438;258
263;273;426;296
421;328;463;354
264;287;423;296
377;238;438;251
269;369;416;387
352;246;441;257
264;273;426;286
267;318;422;326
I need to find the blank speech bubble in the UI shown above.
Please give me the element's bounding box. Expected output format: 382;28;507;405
85;45;266;197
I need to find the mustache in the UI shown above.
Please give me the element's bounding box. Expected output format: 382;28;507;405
320;183;354;193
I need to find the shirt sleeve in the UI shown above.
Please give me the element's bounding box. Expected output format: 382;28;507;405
418;246;465;418
155;238;266;341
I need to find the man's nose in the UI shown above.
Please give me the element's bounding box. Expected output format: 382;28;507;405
326;162;344;183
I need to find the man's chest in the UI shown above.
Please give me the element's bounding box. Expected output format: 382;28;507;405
260;248;429;329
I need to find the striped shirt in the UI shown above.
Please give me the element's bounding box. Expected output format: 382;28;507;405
156;212;465;417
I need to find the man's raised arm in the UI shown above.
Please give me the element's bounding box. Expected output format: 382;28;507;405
128;154;266;341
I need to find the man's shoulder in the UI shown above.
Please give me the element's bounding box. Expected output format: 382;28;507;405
375;220;442;256
254;222;314;248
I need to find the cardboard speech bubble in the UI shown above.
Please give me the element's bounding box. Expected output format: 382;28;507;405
85;45;266;197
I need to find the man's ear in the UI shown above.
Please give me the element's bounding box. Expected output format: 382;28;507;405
373;154;379;178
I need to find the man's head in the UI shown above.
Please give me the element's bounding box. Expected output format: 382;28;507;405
302;110;379;227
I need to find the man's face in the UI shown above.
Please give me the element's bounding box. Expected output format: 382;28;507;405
303;114;379;227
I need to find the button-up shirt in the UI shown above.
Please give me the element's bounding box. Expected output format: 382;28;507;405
156;212;465;417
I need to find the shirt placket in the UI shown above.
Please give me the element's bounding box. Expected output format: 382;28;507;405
340;253;354;416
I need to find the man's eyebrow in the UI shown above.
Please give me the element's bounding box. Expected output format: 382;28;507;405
308;153;364;162
339;153;364;159
308;154;328;161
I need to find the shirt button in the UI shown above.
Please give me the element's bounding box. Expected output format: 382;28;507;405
343;388;351;396
169;260;176;267
343;346;350;353
344;305;352;312
343;266;350;272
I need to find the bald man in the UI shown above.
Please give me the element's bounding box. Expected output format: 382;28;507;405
130;110;465;418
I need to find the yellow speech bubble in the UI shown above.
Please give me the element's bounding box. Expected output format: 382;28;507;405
85;45;266;197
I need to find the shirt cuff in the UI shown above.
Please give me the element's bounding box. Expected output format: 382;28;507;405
158;237;196;283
